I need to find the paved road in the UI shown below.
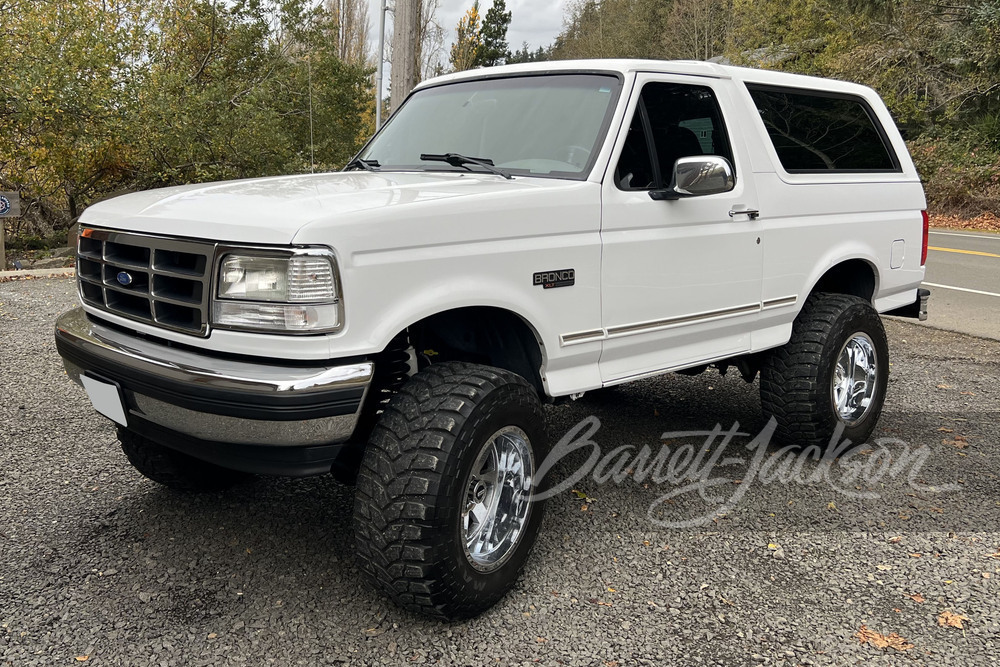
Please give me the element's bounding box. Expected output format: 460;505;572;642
3;277;1000;666
922;229;1000;341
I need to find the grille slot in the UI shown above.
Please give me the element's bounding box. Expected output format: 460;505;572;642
77;229;215;336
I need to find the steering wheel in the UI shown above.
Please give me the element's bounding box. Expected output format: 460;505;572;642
564;145;592;168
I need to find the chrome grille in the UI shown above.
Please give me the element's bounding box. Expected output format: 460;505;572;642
77;228;216;336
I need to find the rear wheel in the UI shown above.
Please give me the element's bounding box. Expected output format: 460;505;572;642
118;428;252;492
760;293;889;448
353;362;547;620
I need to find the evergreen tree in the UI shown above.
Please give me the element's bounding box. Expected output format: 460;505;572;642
477;0;512;67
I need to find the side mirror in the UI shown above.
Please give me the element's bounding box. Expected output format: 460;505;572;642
649;156;735;201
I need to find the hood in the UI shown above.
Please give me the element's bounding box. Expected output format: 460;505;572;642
79;171;571;245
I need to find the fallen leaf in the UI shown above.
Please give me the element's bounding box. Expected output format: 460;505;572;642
827;501;837;510
936;384;951;389
607;587;616;593
888;536;903;544
75;658;89;663
768;543;780;550
856;625;913;651
642;540;651;546
580;504;588;512
535;637;548;643
983;573;991;579
986;552;1000;560
960;391;975;396
937;427;954;433
207;633;218;639
893;608;902;613
937;611;969;629
909;553;923;558
905;593;925;603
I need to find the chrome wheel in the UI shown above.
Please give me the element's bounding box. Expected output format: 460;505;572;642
832;332;879;425
461;426;535;572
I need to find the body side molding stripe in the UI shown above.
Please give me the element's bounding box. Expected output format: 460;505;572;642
559;329;607;346
605;303;761;338
761;295;798;310
560;296;801;347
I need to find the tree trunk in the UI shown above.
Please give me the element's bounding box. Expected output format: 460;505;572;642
391;0;420;112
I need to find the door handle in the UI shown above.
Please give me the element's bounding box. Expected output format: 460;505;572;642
729;208;760;220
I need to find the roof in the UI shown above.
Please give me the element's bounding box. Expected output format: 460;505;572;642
413;59;877;99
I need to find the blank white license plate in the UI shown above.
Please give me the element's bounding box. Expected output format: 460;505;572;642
81;375;128;426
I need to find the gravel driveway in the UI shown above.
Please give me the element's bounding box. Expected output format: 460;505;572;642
2;277;998;666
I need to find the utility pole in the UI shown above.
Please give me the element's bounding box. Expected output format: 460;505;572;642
375;0;387;129
390;0;419;114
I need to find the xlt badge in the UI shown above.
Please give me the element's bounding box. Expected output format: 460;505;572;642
533;269;575;289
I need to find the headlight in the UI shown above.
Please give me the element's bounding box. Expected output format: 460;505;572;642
212;249;341;333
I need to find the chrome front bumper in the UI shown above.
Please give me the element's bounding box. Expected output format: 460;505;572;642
55;308;372;449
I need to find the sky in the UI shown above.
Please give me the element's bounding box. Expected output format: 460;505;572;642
368;0;568;65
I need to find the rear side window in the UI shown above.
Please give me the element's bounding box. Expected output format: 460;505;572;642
746;85;899;173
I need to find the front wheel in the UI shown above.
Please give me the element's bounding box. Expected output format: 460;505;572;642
353;362;547;620
760;293;889;448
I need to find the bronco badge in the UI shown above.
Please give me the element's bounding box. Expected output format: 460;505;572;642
533;269;575;289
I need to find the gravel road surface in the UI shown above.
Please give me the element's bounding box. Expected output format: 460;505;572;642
2;277;998;666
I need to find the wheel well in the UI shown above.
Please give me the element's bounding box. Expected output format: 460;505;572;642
810;259;877;302
406;307;545;395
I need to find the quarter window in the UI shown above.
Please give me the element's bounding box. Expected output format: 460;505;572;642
746;85;899;172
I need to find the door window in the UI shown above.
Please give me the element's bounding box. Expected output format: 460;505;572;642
615;82;735;191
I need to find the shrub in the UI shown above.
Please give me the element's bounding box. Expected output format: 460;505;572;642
908;134;1000;217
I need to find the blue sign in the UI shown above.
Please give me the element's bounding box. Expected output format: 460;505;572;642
0;192;20;217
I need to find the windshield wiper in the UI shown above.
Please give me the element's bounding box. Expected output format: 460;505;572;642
343;157;380;172
419;153;512;180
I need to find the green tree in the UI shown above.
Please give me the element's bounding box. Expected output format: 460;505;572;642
507;42;550;64
551;0;669;60
0;0;148;223
477;0;512;67
0;0;376;236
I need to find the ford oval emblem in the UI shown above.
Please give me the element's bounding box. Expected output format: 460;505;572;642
116;271;134;287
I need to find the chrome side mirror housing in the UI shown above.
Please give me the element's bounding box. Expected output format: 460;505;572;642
649;156;736;201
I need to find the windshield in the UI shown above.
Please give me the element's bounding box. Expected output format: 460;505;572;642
359;73;623;179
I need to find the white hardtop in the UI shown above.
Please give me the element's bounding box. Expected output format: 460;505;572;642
413;59;882;100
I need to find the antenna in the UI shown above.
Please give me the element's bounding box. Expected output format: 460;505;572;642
308;52;315;173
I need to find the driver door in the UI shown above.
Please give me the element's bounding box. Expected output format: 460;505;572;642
599;74;763;383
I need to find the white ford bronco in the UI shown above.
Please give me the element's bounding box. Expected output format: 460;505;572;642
55;60;930;619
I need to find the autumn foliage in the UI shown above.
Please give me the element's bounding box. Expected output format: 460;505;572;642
0;0;375;236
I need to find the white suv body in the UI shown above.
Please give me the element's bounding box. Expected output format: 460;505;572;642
55;60;928;619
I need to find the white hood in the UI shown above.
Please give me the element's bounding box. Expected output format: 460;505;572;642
79;171;570;245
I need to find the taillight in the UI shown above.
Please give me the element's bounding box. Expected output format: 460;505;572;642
920;210;929;265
